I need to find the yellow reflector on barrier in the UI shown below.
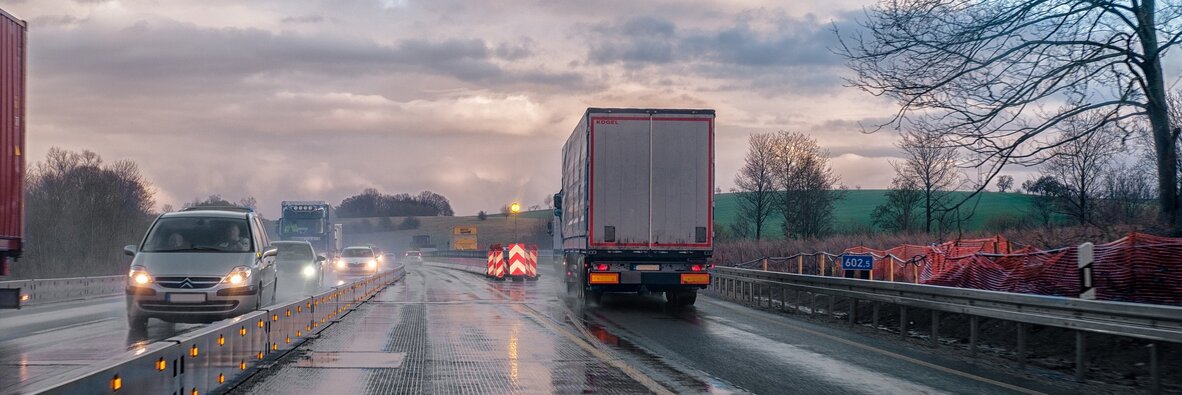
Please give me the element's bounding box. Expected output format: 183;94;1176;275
257;319;264;328
257;351;264;360
271;343;278;351
589;272;620;284
286;310;292;317
218;335;225;346
155;358;166;371
297;330;302;337
272;314;278;321
190;345;199;358
285;336;291;344
680;273;710;285
218;373;225;384
240;327;247;336
111;375;122;391
240;360;247;370
192;388;199;395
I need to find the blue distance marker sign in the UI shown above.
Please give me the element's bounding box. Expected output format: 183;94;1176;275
841;254;875;271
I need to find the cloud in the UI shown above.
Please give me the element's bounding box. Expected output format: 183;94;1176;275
2;0;906;217
280;15;324;24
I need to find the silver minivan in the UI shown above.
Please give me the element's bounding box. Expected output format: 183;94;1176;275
124;207;278;331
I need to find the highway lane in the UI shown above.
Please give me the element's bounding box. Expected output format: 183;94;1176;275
0;271;349;392
232;261;1098;394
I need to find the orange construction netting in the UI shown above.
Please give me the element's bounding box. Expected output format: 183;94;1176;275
840;233;1182;305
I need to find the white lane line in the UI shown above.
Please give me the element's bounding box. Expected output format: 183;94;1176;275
423;265;676;395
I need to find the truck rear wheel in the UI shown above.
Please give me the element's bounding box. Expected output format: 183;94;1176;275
584;289;602;305
666;290;697;307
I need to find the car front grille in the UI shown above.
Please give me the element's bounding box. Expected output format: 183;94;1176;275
155;276;223;289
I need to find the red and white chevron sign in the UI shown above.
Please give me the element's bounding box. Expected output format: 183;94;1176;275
487;244;505;279
507;243;528;277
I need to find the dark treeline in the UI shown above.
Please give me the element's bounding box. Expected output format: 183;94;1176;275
335;188;454;218
16;148;155;278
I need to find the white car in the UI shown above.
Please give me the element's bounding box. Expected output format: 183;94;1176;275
334;246;380;275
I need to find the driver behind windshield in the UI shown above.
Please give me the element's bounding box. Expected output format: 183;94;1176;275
217;224;250;252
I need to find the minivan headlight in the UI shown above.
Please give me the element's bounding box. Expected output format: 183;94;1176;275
302;265;316;278
366;259;377;269
223;266;252;286
129;266;152;286
335;259;346;270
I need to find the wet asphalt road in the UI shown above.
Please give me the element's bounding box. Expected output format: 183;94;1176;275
231;261;1080;395
0;270;347;392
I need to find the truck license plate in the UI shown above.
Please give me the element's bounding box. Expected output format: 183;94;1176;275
168;293;207;303
634;264;660;271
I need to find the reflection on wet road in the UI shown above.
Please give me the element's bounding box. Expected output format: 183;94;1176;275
0;272;345;392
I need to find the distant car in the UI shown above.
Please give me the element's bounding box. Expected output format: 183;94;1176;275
404;250;423;263
334;246;380;275
124;206;278;332
272;240;325;293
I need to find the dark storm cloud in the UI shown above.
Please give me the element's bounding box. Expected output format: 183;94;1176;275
31;18;580;96
585;14;842;67
582;12;862;92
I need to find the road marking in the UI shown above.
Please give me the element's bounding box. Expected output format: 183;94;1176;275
701;298;1046;395
514;304;675;395
421;265;675;395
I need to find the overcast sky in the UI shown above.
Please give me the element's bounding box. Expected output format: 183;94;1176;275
2;0;996;217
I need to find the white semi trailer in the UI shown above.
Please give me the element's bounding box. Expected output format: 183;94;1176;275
556;108;714;306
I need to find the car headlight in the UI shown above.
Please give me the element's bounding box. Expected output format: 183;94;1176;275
128;266;152;286
367;259;377;269
301;265;316;278
223;266;252;286
335;259;346;270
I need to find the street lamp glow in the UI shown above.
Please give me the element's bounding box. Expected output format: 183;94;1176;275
509;203;521;214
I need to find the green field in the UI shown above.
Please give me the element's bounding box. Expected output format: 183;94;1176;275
714;190;1038;238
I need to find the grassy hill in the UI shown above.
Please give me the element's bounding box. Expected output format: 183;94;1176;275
714;190;1038;238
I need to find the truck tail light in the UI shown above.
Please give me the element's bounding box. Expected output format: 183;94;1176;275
595;263;609;271
691;264;703;272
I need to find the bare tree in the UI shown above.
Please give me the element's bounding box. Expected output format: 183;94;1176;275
733;132;778;240
19;148;155;278
896;130;962;233
1100;161;1156;224
996;175;1015;193
1040;116;1123;226
770;131;843;239
872;176;924;232
840;1;1182;231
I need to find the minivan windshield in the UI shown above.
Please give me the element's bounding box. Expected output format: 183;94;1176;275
274;242;314;260
342;248;373;258
141;217;254;253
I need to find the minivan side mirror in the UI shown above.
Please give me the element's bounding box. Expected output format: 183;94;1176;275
123;245;138;256
315;255;326;263
262;248;279;259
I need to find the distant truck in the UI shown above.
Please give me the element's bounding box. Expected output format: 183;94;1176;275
278;201;337;258
0;8;26;277
557;108;714;306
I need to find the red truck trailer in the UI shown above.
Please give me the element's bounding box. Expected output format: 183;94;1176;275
0;8;25;277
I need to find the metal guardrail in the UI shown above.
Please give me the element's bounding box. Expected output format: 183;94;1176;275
20;266;407;395
0;275;126;308
711;266;1180;392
